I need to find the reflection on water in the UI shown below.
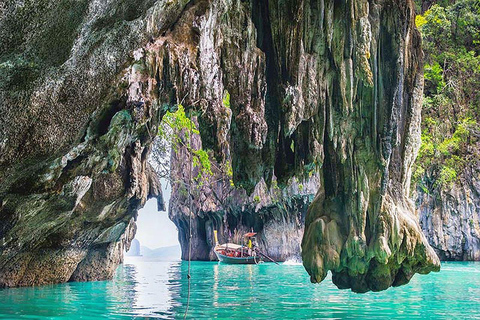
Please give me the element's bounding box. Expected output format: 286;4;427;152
0;257;184;319
0;260;480;319
121;257;180;317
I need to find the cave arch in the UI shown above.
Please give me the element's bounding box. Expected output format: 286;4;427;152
0;0;439;291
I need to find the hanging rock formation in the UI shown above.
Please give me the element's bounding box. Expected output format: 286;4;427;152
151;0;439;292
0;0;439;291
292;0;442;292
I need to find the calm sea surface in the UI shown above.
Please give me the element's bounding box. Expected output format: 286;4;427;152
0;258;479;319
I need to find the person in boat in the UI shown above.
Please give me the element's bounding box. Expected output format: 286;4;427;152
247;236;252;252
247;235;258;258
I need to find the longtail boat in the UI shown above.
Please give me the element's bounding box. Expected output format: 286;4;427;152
213;231;263;264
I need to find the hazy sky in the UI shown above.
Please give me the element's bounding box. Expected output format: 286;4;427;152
133;180;180;249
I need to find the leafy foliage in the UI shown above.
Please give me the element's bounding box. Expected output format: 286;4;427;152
223;90;231;109
157;105;213;184
413;0;480;190
154;102;237;220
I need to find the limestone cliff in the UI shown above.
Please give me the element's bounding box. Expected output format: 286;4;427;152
411;0;480;263
417;161;480;261
0;0;177;287
293;0;441;293
167;124;319;261
157;0;439;292
0;0;439;291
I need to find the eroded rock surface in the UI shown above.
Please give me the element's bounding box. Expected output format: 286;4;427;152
0;0;179;287
1;0;439;291
417;162;480;261
294;0;440;292
150;0;440;292
167;125;319;261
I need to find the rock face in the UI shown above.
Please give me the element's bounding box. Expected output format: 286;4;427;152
417;162;480;261
0;0;177;287
293;0;441;292
168;125;320;261
159;0;439;292
0;0;439;291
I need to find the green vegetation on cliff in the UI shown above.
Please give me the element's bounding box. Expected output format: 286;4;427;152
157;105;213;183
414;0;480;190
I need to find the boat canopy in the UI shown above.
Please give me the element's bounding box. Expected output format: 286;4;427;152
244;232;257;237
215;243;243;250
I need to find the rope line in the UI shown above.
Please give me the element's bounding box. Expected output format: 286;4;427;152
183;111;194;320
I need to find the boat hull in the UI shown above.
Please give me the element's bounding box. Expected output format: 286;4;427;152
214;251;261;264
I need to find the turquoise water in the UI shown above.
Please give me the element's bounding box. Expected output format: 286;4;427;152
1;258;479;319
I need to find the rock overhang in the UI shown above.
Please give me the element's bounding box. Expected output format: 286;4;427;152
0;0;440;291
